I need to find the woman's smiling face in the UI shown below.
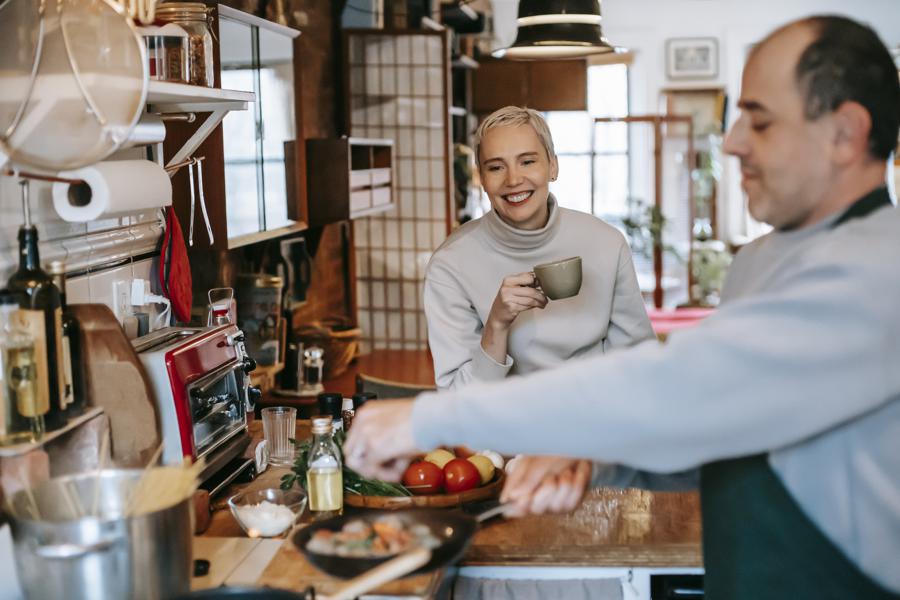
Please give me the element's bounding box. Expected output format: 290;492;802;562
479;124;558;231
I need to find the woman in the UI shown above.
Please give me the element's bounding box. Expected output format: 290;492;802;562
425;106;654;389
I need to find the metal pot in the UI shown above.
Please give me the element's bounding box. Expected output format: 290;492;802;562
7;469;193;600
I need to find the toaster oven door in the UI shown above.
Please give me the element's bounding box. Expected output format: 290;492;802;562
187;361;247;459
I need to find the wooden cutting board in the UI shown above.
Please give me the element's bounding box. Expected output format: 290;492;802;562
256;537;446;598
70;304;160;467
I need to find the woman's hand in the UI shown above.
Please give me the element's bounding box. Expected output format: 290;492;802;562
344;400;421;481
500;455;592;517
482;272;548;362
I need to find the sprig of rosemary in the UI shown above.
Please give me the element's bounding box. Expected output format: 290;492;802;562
280;429;410;497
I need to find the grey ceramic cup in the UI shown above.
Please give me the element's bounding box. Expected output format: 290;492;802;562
533;256;582;300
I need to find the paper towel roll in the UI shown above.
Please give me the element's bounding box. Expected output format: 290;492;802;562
52;160;172;222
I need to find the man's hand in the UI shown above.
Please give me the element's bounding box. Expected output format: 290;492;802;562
344;400;421;481
500;456;592;517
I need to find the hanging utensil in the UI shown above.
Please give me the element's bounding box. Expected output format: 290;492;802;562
195;157;214;245
187;158;196;246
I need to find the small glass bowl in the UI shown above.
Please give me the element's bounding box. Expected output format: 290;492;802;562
228;488;306;538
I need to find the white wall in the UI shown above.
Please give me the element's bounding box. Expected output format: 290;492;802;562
491;0;900;242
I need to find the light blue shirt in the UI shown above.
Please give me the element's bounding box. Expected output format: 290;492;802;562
413;199;900;592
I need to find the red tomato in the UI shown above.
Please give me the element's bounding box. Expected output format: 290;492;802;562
402;461;444;495
443;458;480;494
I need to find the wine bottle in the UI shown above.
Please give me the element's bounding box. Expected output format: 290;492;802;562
48;261;86;418
0;290;45;445
6;181;66;430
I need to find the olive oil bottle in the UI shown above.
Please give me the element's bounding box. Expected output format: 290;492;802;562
6;181;66;430
306;416;343;517
0;290;45;444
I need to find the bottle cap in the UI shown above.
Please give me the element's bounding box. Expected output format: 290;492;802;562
47;260;66;275
352;392;376;409
341;397;354;411
0;289;20;306
310;415;333;434
317;392;343;419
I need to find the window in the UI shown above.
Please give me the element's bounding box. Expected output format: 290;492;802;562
545;64;630;221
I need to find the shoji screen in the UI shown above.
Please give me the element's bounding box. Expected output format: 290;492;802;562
346;30;452;353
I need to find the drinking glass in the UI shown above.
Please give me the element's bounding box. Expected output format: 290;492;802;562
262;406;297;467
207;287;235;326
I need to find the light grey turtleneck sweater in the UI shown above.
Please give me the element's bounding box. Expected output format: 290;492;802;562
424;195;655;389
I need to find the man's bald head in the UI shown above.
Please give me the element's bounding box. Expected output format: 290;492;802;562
753;16;900;161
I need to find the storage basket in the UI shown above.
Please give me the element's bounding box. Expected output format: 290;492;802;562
295;317;361;379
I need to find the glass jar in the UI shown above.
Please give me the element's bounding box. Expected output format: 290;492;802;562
306;416;343;516
155;3;214;87
139;24;191;83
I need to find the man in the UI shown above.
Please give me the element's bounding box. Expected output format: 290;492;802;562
346;15;900;599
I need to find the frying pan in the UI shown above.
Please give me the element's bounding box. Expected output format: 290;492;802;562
292;504;507;579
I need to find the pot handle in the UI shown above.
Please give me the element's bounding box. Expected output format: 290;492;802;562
33;537;117;559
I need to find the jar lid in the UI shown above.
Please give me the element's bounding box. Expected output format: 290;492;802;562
310;416;332;434
156;1;207;11
352;392;376;409
47;260;66;275
155;2;208;19
317;393;343;419
304;346;325;360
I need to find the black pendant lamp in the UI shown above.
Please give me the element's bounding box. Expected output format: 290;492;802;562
493;0;623;60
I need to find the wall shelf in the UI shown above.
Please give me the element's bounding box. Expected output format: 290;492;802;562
0;407;103;458
306;137;395;226
147;81;255;113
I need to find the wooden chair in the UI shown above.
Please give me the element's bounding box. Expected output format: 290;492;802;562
355;373;436;399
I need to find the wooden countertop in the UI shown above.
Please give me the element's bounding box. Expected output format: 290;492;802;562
206;420;703;571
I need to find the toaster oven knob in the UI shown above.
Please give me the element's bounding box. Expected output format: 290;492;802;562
241;356;257;374
247;385;262;409
225;332;246;346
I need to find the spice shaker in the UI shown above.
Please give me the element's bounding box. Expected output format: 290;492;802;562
341;397;355;432
303;346;325;387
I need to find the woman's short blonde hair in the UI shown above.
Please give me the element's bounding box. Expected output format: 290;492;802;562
473;106;556;167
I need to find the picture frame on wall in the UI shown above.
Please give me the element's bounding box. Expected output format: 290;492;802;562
666;38;719;80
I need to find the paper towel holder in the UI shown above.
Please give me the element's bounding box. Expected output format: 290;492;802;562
3;155;201;187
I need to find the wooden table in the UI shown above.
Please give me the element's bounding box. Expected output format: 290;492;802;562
203;417;702;597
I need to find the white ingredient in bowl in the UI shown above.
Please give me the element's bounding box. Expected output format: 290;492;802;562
235;500;296;537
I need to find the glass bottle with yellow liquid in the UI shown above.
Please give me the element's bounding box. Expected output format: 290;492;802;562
0;290;45;445
306;416;342;517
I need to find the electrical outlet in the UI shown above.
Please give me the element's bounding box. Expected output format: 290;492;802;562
112;279;132;321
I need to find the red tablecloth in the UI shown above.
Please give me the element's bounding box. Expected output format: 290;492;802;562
648;307;714;336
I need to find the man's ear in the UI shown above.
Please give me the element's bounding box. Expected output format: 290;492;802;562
831;101;873;165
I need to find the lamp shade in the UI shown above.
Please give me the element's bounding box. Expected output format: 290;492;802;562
493;0;624;60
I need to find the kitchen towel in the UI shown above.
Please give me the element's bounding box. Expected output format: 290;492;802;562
52;159;172;222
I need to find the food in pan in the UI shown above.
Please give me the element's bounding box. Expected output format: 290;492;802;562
306;515;441;557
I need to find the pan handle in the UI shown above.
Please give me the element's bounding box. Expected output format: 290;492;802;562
318;547;432;600
475;502;511;523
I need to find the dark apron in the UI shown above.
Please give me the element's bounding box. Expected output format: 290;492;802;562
700;187;898;600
